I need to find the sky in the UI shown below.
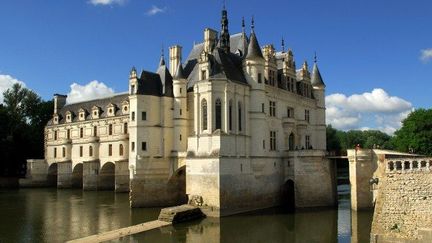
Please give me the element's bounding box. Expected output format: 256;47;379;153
0;0;431;134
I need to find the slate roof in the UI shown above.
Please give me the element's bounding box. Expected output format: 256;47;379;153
48;93;129;125
311;63;325;88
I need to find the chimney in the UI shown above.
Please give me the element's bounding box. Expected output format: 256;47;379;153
204;28;218;53
53;94;67;114
169;45;182;75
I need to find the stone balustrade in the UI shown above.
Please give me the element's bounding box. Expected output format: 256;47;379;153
386;158;432;173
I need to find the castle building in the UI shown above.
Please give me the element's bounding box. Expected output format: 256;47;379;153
23;8;336;216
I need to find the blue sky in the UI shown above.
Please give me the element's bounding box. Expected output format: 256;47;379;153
0;0;431;133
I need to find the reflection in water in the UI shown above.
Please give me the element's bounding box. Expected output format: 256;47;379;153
0;182;373;242
0;189;159;242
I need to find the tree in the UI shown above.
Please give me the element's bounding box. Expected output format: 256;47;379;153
1;83;53;177
326;125;341;154
391;109;432;156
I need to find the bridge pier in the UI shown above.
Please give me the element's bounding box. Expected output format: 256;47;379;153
57;161;72;188
83;160;100;190
115;160;129;192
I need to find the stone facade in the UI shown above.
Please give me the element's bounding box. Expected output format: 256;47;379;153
371;158;432;242
21;8;336;216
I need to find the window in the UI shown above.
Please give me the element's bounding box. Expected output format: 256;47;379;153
54;148;57;158
269;101;276;117
132;112;135;121
142;111;146;121
305;110;310;123
180;134;182;141
305;135;311;149
229;100;233;131
89;146;93;157
131;142;135;152
109;124;113;135
131;85;135;94
287;107;294;118
180;88;182;94
119;144;124;156
108;144;112;156
262;103;265;113
80;128;84;138
201;70;207;80
80;146;83;157
238;102;242;132
62;147;66;158
180;109;182;116
124;123;128;134
258;73;262;83
289;133;295;150
142;142;147;151
202;99;208;130
93;126;97;137
263;140;265;149
215;99;222;130
54;131;58;140
67;129;70;139
270;131;277;151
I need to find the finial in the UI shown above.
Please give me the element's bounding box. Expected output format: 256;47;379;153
281;37;285;53
242;17;245;32
314;51;317;63
161;44;164;57
251;16;255;32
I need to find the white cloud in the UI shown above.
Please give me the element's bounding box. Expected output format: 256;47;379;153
326;88;413;134
66;80;115;104
88;0;126;6
420;48;432;63
146;5;166;16
0;74;26;104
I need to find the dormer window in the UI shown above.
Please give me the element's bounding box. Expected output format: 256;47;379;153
53;114;59;124
65;111;73;123
92;106;101;119
78;108;87;121
106;103;117;117
121;100;129;115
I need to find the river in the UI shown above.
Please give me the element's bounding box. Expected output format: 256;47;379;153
0;182;373;242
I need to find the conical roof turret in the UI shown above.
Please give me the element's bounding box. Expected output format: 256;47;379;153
311;55;325;88
173;62;186;79
245;17;264;60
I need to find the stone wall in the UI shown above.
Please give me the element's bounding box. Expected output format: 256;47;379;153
371;158;432;242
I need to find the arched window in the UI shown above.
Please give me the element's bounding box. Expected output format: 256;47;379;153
238;101;242;132
202;99;208;131
89;146;93;157
109;124;113;135
215;98;222;130
119;144;124;156
289;133;295;150
228;100;233;131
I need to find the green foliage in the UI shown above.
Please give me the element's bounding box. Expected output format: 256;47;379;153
0;84;53;177
326;126;393;153
391;109;432;156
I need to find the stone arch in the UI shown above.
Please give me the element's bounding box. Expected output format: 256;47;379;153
72;163;83;188
168;165;188;205
98;162;115;190
281;179;296;211
47;163;58;186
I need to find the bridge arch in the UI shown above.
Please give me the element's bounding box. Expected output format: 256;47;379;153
72;163;83;188
47;163;58;186
98;162;115;190
168;165;187;204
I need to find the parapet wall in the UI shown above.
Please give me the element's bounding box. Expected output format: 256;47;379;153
371;158;432;242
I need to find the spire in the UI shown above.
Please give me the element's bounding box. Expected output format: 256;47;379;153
246;16;264;60
218;5;230;53
173;62;186;79
159;47;166;67
281;37;285;53
311;56;325;88
242;17;245;34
